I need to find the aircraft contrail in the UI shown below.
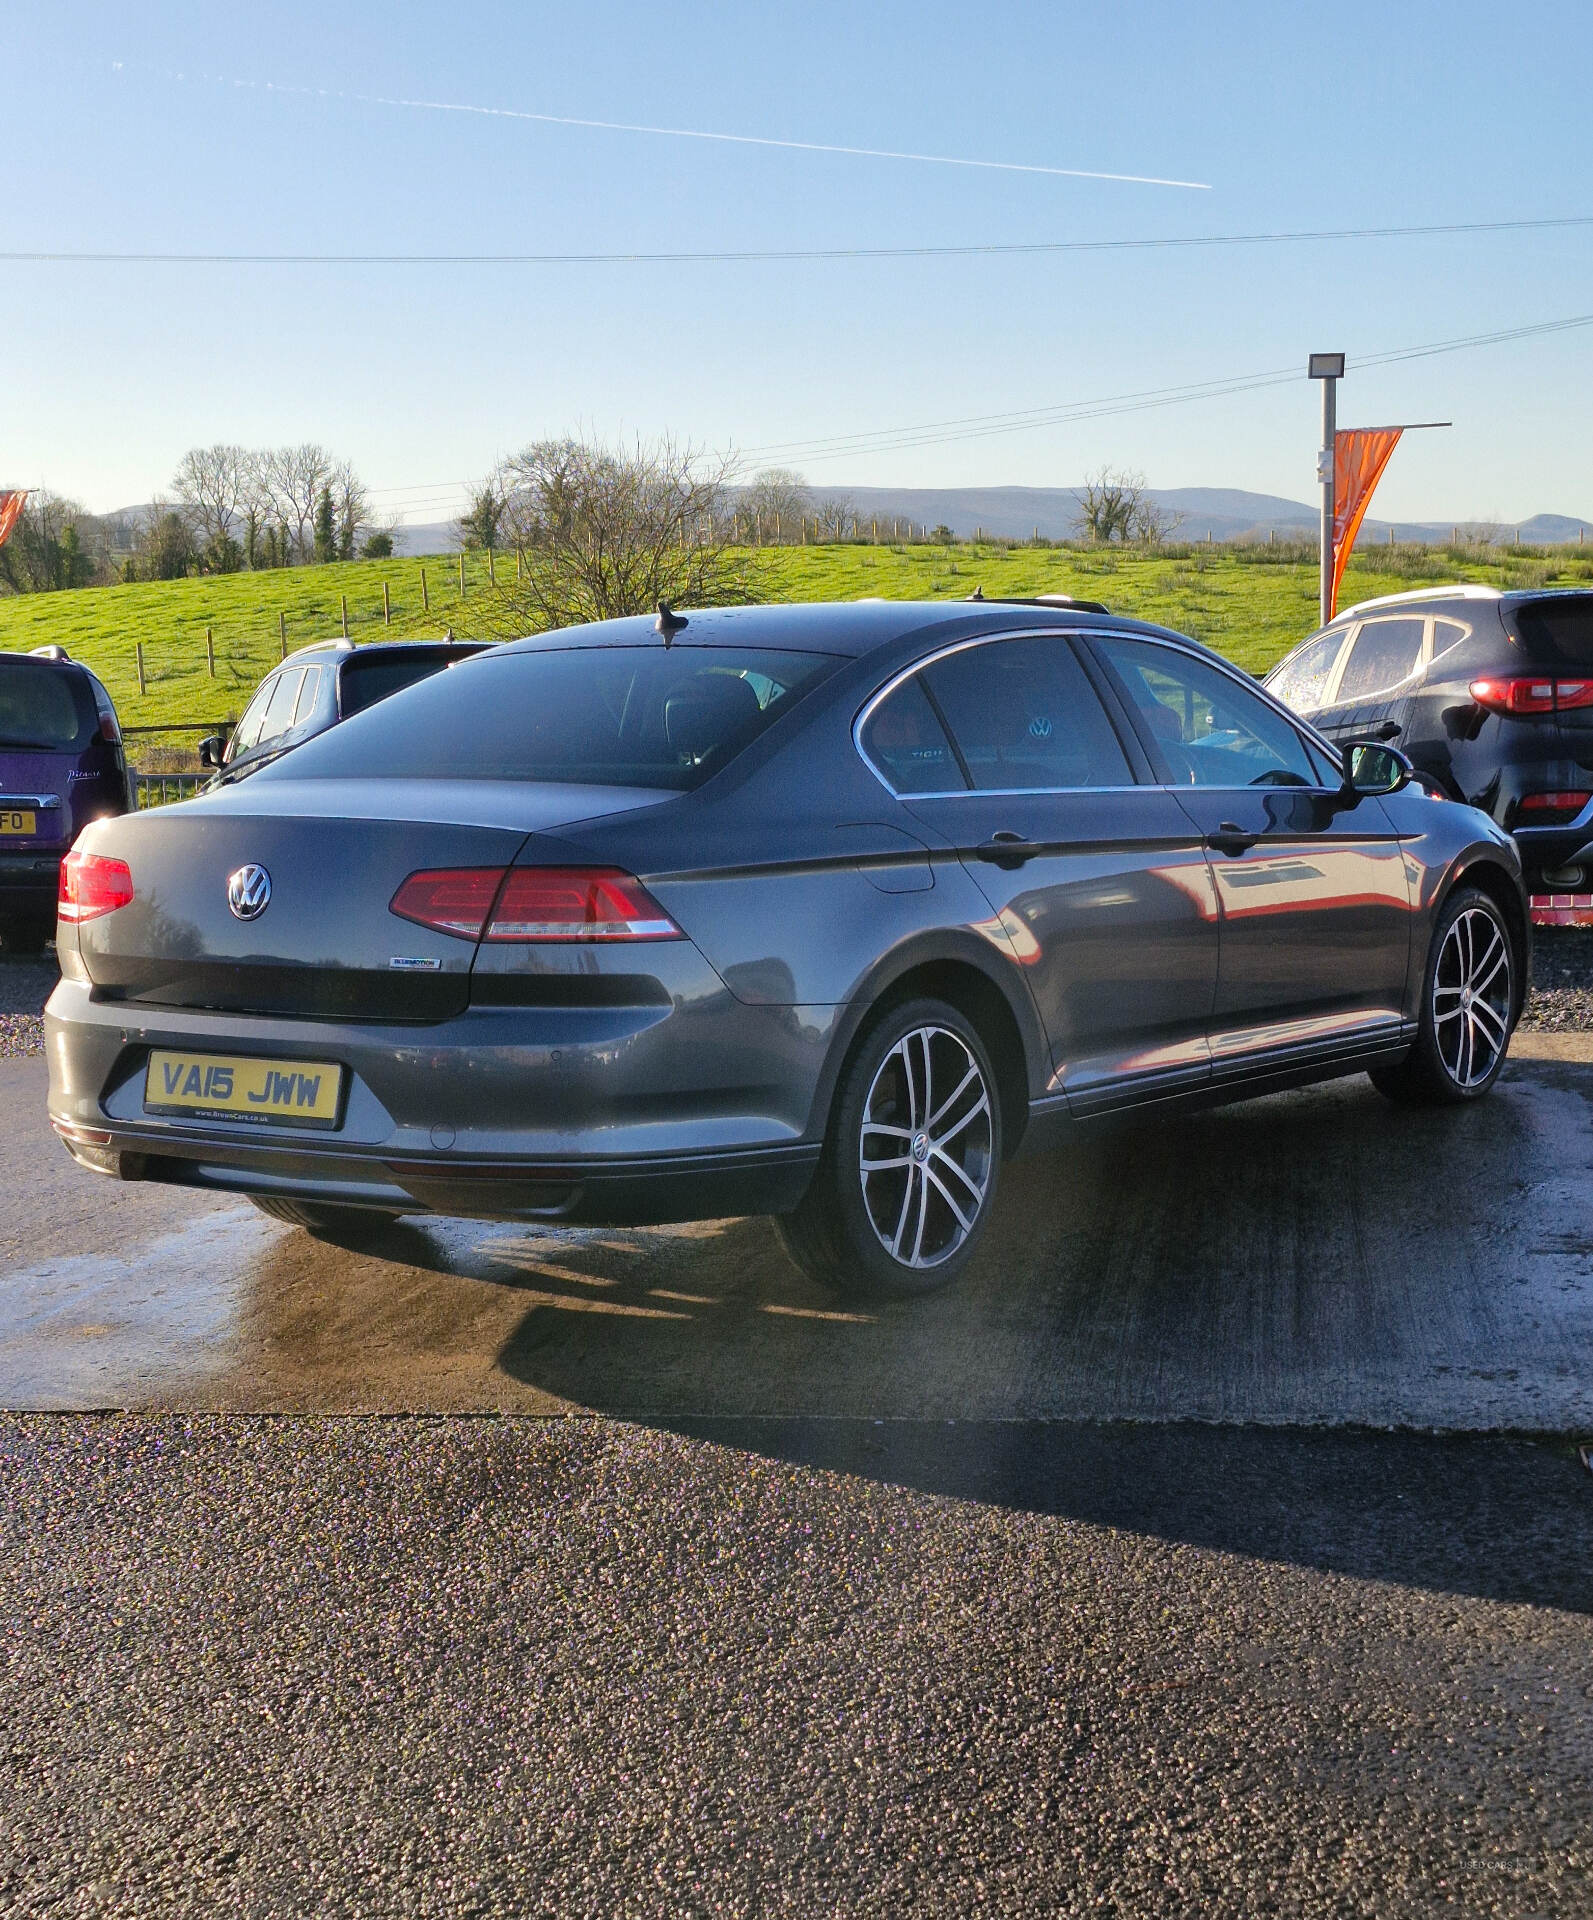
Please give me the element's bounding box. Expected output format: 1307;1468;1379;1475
115;63;1211;191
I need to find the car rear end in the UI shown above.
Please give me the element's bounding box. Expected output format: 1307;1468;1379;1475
44;633;848;1223
1467;593;1593;886
0;653;130;947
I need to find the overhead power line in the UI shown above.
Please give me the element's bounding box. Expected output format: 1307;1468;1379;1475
4;213;1592;269
745;311;1593;463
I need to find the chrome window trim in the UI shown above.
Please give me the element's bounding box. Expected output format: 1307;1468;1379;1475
852;627;1142;800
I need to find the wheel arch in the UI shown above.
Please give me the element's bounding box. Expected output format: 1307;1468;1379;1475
807;939;1041;1159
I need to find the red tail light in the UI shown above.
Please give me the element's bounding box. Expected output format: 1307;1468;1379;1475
484;868;681;942
1470;675;1593;716
58;850;134;923
389;866;682;943
1517;791;1592;820
389;867;506;940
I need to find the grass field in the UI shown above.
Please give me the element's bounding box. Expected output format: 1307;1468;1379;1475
3;540;1590;738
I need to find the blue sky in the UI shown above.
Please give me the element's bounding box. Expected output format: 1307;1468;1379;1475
4;0;1591;524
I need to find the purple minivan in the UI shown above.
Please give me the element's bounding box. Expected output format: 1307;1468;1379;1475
0;647;133;952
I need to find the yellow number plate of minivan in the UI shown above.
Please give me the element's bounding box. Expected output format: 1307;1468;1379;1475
144;1050;344;1128
0;810;36;835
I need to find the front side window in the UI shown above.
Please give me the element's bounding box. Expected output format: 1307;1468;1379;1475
1266;628;1350;714
228;676;279;759
260;645;842;791
917;634;1133;791
1334;616;1425;702
257;668;306;746
1098;637;1329;789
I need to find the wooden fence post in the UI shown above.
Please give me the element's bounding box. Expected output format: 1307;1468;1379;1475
516;545;524;580
206;627;215;677
136;642;146;696
340;594;349;639
458;551;466;596
421;566;430;612
383;579;391;625
488;547;496;586
278;610;287;659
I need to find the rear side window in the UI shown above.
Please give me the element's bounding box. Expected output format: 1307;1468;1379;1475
0;662;87;749
919;635;1133;791
339;654;456;718
1334;616;1425;701
1266;628;1349;713
860;676;963;793
293;665;323;724
261;645;842;791
1512;596;1593;667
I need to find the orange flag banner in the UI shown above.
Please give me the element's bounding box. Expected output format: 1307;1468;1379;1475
0;489;26;552
1330;429;1402;619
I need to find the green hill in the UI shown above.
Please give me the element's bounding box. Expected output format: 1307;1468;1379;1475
2;541;1586;738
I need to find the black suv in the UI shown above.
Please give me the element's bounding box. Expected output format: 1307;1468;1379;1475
206;638;492;783
1265;586;1593;889
0;646;133;951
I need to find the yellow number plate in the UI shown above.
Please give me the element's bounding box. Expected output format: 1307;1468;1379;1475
144;1050;345;1129
0;810;37;835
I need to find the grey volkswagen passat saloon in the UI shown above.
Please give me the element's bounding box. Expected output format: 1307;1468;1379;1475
46;599;1528;1298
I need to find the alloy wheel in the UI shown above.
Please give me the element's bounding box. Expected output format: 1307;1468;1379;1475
858;1025;994;1269
1432;906;1512;1089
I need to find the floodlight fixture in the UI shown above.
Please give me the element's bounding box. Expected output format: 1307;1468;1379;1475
1308;352;1346;380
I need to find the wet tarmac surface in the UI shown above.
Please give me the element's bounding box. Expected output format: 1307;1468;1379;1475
4;1040;1593;1428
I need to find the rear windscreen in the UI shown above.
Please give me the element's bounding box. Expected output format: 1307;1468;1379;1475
1511;596;1593;667
339;654;459;718
266;645;843;790
0;662;88;749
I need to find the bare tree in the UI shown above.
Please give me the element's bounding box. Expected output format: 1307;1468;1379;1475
486;433;746;632
331;460;370;561
251;444;338;562
1073;467;1147;544
810;493;859;542
1128;494;1184;546
739;468;811;542
172;445;250;547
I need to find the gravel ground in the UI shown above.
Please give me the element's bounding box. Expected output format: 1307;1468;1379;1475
2;927;1591;1061
1;1416;1589;1919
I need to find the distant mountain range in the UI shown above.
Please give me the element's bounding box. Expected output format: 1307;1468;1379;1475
393;486;1592;554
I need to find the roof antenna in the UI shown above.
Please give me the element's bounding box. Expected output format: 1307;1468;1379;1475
655;599;688;646
966;584;985;601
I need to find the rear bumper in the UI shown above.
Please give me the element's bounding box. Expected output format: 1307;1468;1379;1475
44;974;830;1225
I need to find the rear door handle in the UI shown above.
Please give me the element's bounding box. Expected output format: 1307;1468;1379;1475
1206;821;1259;855
976;831;1034;868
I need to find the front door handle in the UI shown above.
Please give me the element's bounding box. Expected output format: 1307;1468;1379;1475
1206;821;1259;856
976;831;1034;868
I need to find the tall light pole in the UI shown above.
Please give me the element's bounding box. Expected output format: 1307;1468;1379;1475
1309;352;1344;628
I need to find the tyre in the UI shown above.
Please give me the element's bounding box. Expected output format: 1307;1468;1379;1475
1369;885;1518;1105
248;1195;405;1242
775;997;1003;1300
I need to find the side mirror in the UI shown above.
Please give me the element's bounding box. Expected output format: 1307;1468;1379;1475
198;735;223;770
1341;738;1413;798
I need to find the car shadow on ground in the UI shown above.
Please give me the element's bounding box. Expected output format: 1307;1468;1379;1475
222;1068;1593;1614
